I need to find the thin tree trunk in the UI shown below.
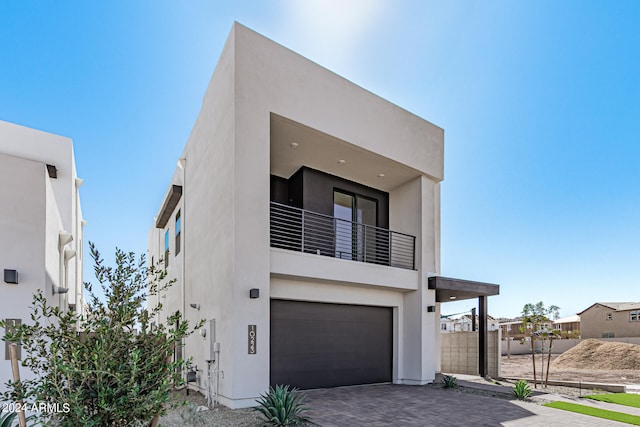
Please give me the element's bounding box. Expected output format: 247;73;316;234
545;337;554;387
540;338;545;388
530;336;537;388
9;344;27;427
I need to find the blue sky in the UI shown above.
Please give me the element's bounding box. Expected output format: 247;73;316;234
1;1;638;318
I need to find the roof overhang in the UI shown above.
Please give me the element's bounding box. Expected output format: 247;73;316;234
428;276;500;302
155;185;182;228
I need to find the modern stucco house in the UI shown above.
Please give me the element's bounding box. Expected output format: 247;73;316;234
148;23;498;409
0;120;86;392
578;302;640;339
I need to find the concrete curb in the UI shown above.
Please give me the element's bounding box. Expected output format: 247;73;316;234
501;376;630;393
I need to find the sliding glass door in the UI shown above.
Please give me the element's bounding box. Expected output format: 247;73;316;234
333;190;377;261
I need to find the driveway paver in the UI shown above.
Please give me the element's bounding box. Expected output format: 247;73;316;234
303;383;630;426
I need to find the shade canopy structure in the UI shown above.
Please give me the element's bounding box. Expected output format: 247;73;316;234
429;276;500;378
428;276;499;302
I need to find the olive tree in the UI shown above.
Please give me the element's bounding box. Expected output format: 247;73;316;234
1;242;203;426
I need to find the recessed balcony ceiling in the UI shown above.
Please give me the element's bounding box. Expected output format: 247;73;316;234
270;114;423;192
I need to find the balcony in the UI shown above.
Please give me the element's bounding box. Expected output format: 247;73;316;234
270;202;415;270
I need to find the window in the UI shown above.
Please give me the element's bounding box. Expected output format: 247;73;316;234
441;323;447;331
175;210;181;256
164;230;170;268
606;313;612;321
602;332;614;338
333;190;378;262
631;311;638;322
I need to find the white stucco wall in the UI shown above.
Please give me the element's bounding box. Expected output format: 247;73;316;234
0;121;80;235
0;122;85;393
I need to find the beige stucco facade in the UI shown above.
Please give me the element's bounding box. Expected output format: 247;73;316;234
0;120;85;392
149;23;444;408
579;303;640;339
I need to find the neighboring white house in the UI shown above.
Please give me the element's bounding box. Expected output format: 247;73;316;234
441;315;500;333
148;23;498;409
440;317;455;333
0;120;85;392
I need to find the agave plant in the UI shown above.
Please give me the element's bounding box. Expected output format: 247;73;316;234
441;374;458;389
254;384;310;426
512;379;532;400
0;410;17;427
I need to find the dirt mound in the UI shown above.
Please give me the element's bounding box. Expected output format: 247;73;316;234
553;339;640;370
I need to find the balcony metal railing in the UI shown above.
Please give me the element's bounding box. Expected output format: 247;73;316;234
270;202;415;270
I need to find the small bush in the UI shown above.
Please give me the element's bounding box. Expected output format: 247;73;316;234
441;375;458;389
254;385;310;426
0;244;204;426
513;380;532;400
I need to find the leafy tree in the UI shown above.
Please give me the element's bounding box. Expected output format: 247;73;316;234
1;242;203;426
520;301;560;388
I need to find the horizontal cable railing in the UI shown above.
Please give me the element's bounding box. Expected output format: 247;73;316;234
270;202;415;270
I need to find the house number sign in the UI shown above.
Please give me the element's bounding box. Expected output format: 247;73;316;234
248;325;257;354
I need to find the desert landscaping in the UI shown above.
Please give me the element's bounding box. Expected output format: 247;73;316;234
501;339;640;385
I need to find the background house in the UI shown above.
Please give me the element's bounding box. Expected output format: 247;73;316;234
441;314;499;333
0;120;85;392
552;314;581;338
578;302;640;339
499;317;553;341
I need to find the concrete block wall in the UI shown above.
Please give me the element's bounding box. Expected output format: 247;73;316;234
441;331;499;378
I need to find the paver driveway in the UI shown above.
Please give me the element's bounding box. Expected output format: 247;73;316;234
303;383;629;426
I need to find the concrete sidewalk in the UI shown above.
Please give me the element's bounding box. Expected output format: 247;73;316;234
455;373;640;416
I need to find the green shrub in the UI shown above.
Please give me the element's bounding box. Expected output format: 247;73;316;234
0;243;204;427
513;380;532;400
441;375;458;389
254;385;310;426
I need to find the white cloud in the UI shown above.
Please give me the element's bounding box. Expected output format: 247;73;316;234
278;0;387;72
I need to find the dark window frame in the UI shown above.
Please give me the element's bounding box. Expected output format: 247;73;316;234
164;229;170;268
175;210;181;256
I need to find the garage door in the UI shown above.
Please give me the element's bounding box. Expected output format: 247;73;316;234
270;299;392;389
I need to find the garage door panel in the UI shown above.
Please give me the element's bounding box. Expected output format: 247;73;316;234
270;299;392;389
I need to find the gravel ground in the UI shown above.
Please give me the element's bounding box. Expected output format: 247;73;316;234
158;391;262;427
428;378;606;402
501;354;640;384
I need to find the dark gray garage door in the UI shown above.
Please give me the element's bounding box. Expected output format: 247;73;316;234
270;299;392;389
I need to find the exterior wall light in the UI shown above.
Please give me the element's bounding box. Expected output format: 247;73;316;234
4;269;18;284
249;288;260;299
190;303;200;310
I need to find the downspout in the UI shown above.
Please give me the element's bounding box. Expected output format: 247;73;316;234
58;232;73;309
177;158;187;375
75;178;84;313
